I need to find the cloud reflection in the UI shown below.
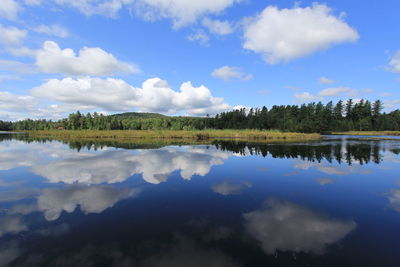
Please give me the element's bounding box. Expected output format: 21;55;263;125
243;199;356;254
294;159;372;176
387;189;400;212
29;146;231;185
0;215;27;237
211;180;252;196
37;185;140;221
316;178;335;186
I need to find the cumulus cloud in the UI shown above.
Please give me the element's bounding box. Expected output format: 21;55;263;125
0;24;27;46
32;24;69;38
388;50;400;73
211;66;253;81
319;77;335;84
0;0;19;20
202;18;234;35
35;41;139;76
243;3;359;63
37;185;140;221
243;199;356;254
30;77;230;115
211;180;252;196
133;0;239;28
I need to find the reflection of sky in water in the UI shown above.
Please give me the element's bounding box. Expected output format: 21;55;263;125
1;136;400;266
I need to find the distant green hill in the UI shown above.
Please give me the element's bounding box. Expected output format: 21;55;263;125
109;112;167;119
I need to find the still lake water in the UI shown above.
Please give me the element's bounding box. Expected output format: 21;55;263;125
0;133;400;266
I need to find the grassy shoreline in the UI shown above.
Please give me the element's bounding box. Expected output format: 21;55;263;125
27;130;321;142
333;131;400;136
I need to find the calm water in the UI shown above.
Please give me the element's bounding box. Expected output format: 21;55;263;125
0;134;400;266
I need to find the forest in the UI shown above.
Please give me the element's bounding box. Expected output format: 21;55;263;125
1;99;400;133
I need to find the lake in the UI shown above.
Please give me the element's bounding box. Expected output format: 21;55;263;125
0;133;399;266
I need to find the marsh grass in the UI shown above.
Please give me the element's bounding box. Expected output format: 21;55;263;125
333;131;400;136
28;129;320;142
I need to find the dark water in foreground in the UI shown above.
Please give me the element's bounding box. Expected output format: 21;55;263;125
0;134;400;266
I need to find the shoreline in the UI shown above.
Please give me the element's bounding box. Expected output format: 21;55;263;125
24;130;321;142
332;131;400;136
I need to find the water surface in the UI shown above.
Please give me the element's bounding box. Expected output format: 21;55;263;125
0;134;399;266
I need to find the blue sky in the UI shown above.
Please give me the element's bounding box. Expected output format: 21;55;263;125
0;0;399;120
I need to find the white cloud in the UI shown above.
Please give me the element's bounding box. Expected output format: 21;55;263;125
0;24;27;46
54;0;239;27
385;99;400;109
319;77;335;84
24;0;42;6
30;77;231;115
294;92;322;103
54;0;134;18
318;86;357;97
243;3;359;63
388;50;400;73
202;18;234;35
6;46;37;57
0;91;38;112
294;86;364;103
211;65;252;81
0;74;20;82
36;41;139;76
32;24;69;38
0;0;19;20
0;59;37;73
134;0;239;28
187;29;210;45
244;199;356;254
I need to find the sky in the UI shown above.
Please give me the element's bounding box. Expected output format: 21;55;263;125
0;0;399;121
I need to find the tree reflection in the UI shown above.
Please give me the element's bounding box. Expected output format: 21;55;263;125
214;141;384;165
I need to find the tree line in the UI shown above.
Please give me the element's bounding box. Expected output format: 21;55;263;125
1;99;400;133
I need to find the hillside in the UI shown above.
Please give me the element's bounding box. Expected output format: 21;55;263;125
109;112;167;119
